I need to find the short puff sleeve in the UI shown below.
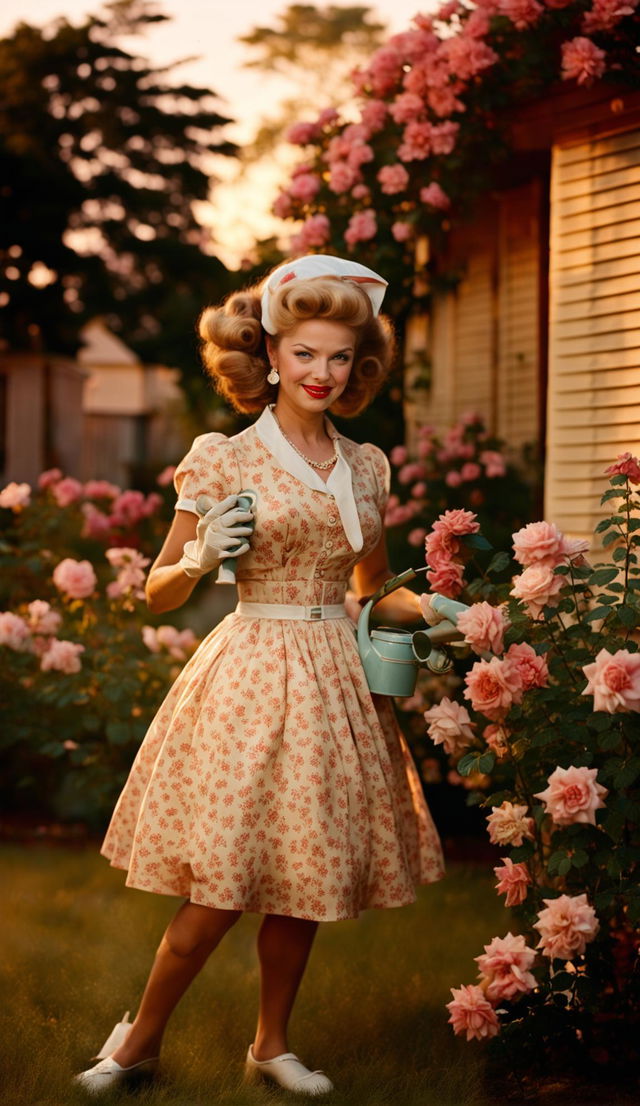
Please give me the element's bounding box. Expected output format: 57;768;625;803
361;442;391;519
173;433;240;515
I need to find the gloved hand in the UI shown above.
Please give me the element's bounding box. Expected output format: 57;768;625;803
179;494;254;579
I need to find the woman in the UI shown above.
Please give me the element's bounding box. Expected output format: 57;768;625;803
75;254;445;1096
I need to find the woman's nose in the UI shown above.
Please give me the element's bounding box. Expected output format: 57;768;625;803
311;359;332;380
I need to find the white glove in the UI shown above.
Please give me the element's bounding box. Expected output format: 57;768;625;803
179;494;254;579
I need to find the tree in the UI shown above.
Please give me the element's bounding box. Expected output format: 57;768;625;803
0;0;236;405
238;4;385;155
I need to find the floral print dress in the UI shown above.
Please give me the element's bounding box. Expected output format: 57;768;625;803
100;406;444;921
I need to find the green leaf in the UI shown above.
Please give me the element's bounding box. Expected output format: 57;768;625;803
594;518;613;534
602;530;621;547
601;488;622;503
584;606;612;622
609;474;629;486
588;567;619;586
487;551;511;574
598;728;623;752
614;757;640;789
571;849;589;868
613;546;628;562
557;857;572;876
617;605;638;628
105;721;132;746
461;533;492;551
457;751;496;776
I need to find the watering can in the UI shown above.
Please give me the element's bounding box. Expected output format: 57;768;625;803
356;568;471;696
195;490;257;585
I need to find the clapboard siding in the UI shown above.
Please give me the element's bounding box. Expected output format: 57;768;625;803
545;129;640;543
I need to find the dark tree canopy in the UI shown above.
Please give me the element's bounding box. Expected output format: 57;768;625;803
0;0;235;399
239;4;385;75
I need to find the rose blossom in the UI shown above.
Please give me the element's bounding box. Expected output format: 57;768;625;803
512;521;566;567
504;642;549;690
52;476;84;507
534;894;599;960
0;611;32;651
156;465;176;487
426;558;465;598
292;214;331;252
534;765;608;826
561;37;606;86
494;858;532;907
285;120;321;145
582;0;636;33
582;648;640;713
603;451;640;484
81;503;112;539
484;723;510;759
360;99;388;133
26;600;62;636
476;933;537;1002
419;182;451;210
37;467;63;489
377;163;409;195
389;92;425;124
510;563;564;619
456;602;508;656
53;558;97;600
83;480;120;499
486;801;534;847
40;638;85;674
344;209;377;247
464;657;523;720
288;172;321;203
0;481;31;510
389;445;408;466
498;0;543;28
424;697;476;756
480;450;506;478
398;120;432;161
408;527;427;547
446;984;500;1041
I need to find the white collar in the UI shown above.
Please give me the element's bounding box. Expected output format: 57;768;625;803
254;405;363;552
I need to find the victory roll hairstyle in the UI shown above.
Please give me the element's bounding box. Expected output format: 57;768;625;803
197;275;395;416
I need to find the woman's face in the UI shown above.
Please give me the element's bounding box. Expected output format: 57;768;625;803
268;319;356;415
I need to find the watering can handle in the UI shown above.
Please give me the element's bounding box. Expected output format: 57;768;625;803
366;565;429;609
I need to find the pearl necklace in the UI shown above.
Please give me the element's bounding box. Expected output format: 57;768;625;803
270;406;338;470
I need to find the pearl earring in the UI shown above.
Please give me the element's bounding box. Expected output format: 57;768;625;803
267;364;280;385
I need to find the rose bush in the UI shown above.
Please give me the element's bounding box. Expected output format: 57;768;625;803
0;467;197;824
419;454;640;1082
274;0;639;308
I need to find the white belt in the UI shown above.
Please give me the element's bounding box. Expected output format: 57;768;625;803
236;601;346;621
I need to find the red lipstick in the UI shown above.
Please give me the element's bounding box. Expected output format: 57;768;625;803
302;385;332;399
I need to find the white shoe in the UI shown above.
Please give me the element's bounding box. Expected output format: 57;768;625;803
74;1011;159;1094
245;1044;334;1095
74;1055;159;1094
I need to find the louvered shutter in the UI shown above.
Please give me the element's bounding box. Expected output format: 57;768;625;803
546;129;640;544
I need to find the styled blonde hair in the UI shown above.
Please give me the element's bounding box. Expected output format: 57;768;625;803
197;274;395;416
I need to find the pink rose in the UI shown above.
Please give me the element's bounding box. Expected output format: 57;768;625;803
464;657;523;720
344;209;377;247
81;503;113;539
460;462;482;482
561;36;606;86
435;508;480;540
40;638;85;674
510;564;564;619
329;161;358;194
0;481;31;510
484;723;510;759
426;558;465;598
498;0;543;27
494;858;531;907
408;527;427;547
52;477;83;507
603;451;640;484
285;120;321;145
26;600;62;636
288;172;321;203
0;611;32;651
486;801;534;847
389;444;408;466
156;465;176;488
424;697;476;756
156;625;197;660
512;521;566;567
83;480;120;499
456;602;508;656
480;450;506;478
504;642;549;689
534;765;608;826
475;933;537;1002
360;99;388;133
377;163;410;195
391;221;413;243
273;191;293;219
53;558;97;600
291;214;331;252
446;984;500;1041
582;648;640;713
37;467;63;489
388;92;424;125
445;470;462;488
398;120;432;161
534;894;599;960
582;0;635;33
419;182;451;210
109;490;147;527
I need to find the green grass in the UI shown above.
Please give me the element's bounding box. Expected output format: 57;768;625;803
0;844;634;1106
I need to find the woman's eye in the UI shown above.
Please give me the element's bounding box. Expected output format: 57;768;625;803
333;353;350;362
295;351;311;360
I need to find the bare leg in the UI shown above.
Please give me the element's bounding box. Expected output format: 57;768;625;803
109;901;242;1067
251;913;319;1061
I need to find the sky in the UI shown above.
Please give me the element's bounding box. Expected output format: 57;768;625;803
1;0;429;264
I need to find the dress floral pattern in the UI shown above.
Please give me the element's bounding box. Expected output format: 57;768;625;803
101;408;445;921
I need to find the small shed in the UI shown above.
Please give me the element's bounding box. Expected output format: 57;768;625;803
405;82;640;543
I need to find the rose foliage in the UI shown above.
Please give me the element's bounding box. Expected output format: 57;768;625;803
0;465;198;824
419;455;640;1081
275;0;639;306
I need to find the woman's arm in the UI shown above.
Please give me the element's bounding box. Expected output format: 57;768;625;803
350;531;423;624
145;511;200;614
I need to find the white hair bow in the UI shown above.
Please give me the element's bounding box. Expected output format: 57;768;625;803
260;254;388;335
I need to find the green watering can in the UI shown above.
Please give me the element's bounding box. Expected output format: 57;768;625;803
356;568;471;697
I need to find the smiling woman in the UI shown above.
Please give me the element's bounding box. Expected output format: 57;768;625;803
75;254;445;1098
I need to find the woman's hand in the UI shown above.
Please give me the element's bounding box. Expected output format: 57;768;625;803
351;532;423;625
180;495;254;579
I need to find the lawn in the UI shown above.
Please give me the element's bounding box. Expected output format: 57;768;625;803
0;844;634;1106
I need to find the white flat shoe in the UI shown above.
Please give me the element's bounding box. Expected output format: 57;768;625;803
74;1055;159;1094
245;1044;334;1095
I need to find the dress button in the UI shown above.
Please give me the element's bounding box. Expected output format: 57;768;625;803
325;540;333;550
328;515;337;525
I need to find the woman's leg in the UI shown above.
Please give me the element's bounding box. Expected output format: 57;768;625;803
251;913;320;1060
109;901;242;1067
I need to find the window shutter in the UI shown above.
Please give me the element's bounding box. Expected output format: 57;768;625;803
546;129;640;544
